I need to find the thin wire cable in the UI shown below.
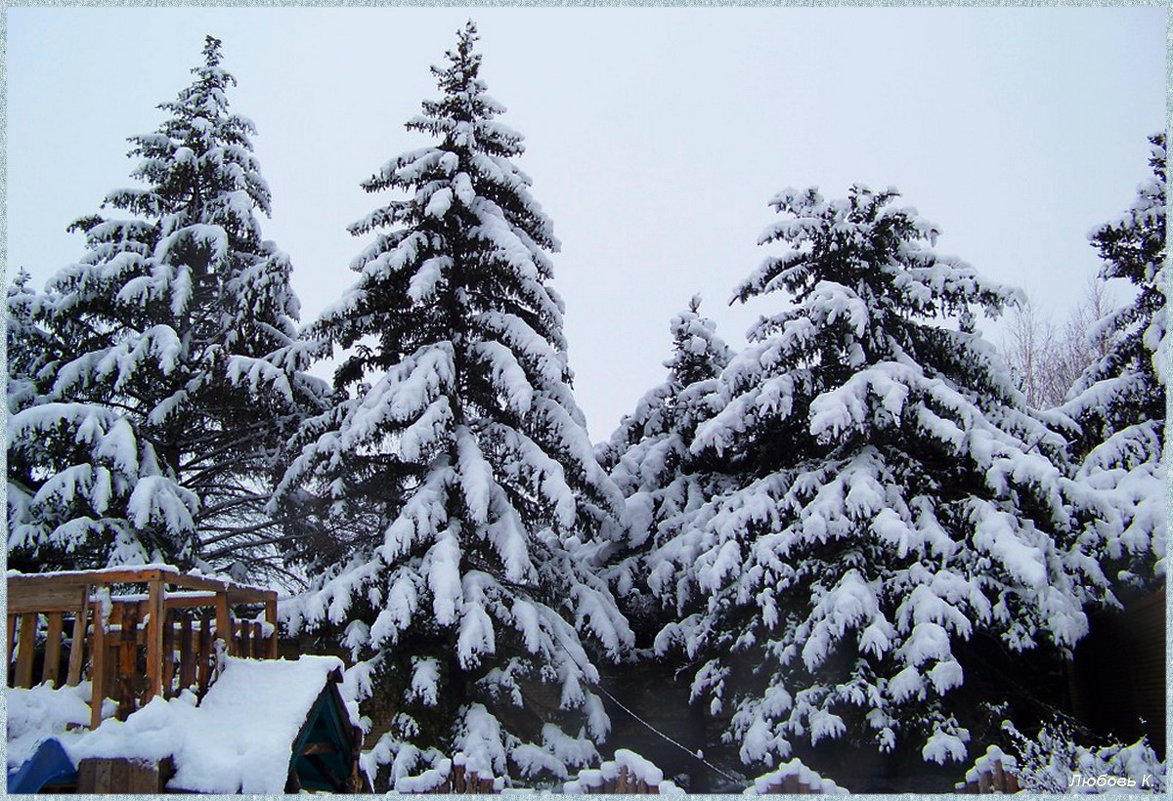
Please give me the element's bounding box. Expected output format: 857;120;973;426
552;628;742;785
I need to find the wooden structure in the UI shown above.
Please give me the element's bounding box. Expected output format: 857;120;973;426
424;762;500;794
284;665;369;794
7;567;278;729
582;764;659;794
756;772;835;794
76;757;172;794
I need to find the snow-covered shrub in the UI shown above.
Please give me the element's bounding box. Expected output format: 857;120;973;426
1003;718;1166;793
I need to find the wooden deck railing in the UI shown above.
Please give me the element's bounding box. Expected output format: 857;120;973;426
7;566;279;729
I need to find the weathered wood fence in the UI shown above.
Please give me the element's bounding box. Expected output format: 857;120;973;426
7;567;279;729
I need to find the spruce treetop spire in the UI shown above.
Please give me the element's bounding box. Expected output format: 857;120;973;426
202;34;224;67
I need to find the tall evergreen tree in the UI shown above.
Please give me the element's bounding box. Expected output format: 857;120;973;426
598;296;733;632
1063;133;1167;588
6;36;323;575
647;186;1115;772
275;22;631;787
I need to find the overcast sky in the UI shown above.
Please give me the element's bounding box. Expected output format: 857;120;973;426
7;6;1166;440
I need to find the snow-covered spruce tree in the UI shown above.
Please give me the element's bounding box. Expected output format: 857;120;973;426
1063;134;1166;590
650;186;1115;772
597;296;733;634
6;36;324;575
274;22;632;787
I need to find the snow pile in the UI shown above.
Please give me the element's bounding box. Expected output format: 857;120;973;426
564;749;683;794
6;656;352;794
746;758;850;795
5;682;114;769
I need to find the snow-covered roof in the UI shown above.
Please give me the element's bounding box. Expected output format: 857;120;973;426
7;655;358;794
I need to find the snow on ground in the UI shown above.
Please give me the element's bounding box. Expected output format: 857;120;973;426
5;654;354;793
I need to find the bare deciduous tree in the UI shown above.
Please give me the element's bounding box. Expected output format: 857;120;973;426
1002;278;1117;409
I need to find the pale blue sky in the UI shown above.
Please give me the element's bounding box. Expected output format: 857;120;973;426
6;7;1167;439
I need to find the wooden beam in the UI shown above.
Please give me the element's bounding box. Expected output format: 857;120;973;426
162;592;219;609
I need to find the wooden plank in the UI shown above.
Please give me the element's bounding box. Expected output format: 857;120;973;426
197;617;212;695
145;577;165;701
977;768;992;794
90;601;108;729
66;588;89;686
179;617;195;690
77;757;160;793
43;612;64;687
78;756;113;793
162;613;175;698
117;602;140;720
265;598;279;658
15;612;38;688
7;613;17;670
991;759;1004;793
8;581;88;614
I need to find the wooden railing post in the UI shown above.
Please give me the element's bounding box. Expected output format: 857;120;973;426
7;613;17;669
214;593;233;657
178;616;194;691
66;585;89;686
145;577;165;701
43;612;64;687
15;613;38;688
90;597;108;730
265;598;279;658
